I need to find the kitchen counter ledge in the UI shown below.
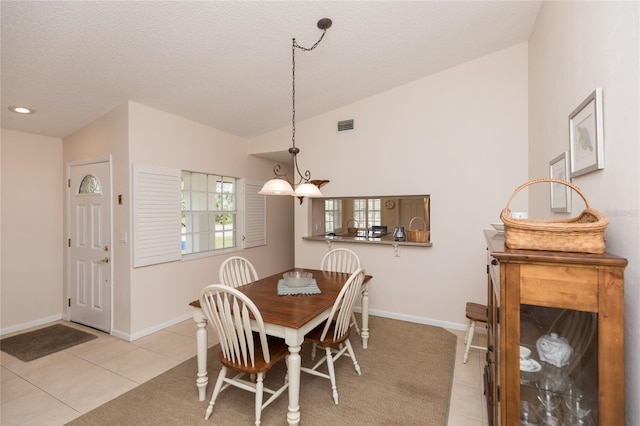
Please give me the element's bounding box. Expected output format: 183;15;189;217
303;235;433;247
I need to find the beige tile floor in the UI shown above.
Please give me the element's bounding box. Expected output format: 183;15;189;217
1;319;488;426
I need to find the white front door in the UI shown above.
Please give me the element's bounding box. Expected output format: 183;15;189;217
68;161;111;332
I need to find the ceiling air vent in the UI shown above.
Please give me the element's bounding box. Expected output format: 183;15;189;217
337;119;354;133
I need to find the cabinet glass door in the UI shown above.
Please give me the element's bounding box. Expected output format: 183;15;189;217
519;305;598;426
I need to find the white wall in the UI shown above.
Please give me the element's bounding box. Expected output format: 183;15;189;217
1;129;63;332
125;102;294;337
528;2;640;423
249;43;530;328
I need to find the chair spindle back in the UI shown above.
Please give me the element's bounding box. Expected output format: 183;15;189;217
321;248;361;273
200;284;269;367
219;256;259;288
321;269;366;341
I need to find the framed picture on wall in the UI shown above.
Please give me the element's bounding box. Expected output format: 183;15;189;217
549;152;571;213
569;88;604;177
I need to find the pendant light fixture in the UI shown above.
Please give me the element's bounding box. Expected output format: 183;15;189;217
259;18;332;197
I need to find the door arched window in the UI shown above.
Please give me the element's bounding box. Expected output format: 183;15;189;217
78;174;102;194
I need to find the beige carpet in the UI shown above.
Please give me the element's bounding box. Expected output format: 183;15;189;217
0;324;98;362
67;316;456;426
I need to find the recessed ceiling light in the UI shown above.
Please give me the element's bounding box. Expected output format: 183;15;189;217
8;106;35;114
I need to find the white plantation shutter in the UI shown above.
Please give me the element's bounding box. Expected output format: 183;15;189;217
243;179;266;248
133;164;182;267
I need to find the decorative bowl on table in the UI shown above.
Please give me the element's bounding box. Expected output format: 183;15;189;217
282;271;313;288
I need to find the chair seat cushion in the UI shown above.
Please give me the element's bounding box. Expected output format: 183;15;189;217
304;320;350;348
219;335;289;374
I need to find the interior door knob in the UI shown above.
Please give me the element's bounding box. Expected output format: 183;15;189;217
98;257;110;264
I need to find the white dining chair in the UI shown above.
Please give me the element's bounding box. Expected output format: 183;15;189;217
200;284;289;425
219;256;259;288
300;268;366;405
321;248;362;336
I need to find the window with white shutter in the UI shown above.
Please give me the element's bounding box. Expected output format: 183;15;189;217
133;164;266;266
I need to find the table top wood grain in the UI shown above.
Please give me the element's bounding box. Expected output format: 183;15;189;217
190;268;372;329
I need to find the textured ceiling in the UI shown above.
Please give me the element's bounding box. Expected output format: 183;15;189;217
1;1;542;139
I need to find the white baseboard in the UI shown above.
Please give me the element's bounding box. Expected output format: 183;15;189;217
0;314;64;336
112;312;195;342
1;309;479;340
354;306;477;333
119;309;477;342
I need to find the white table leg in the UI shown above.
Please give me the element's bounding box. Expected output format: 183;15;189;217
193;308;208;401
361;283;370;349
286;345;301;425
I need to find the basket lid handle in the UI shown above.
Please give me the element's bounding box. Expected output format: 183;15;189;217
409;216;426;230
504;178;591;210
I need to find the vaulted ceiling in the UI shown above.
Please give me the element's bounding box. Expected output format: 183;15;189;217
1;1;542;139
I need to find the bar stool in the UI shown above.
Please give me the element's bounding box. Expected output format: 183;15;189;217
463;302;488;363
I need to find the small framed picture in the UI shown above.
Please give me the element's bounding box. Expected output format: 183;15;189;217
549;152;571;213
569;88;604;177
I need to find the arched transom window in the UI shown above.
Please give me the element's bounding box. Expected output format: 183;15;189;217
78;174;102;194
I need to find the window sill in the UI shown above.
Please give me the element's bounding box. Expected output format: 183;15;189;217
180;247;242;262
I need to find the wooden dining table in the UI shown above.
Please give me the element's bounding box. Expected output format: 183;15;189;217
189;268;372;426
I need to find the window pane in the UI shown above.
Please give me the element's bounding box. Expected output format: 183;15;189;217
223;216;233;243
324;199;343;233
333;200;342;228
184;214;191;232
78;175;101;194
181;171;191;191
213;228;235;249
182;234;193;254
222;193;234;211
213;231;224;249
215;194;223;210
221;177;234;193
193;233;209;252
224;229;235;248
191;173;207;191
181;170;239;255
192;193;207;211
207;193;220;211
207;174;217;191
194;214;208;232
182;192;191;210
208;214;217;231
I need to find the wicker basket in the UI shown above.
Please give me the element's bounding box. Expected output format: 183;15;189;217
407;217;430;242
500;178;609;254
347;219;359;235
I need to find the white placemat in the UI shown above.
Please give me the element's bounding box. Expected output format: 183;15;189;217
277;279;322;296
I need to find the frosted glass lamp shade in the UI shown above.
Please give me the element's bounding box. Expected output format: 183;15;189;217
294;182;323;197
259;178;294;195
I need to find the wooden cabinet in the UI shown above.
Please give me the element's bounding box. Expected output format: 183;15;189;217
484;230;627;426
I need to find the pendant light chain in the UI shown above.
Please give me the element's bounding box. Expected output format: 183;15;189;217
291;29;328;149
292;39;296;149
